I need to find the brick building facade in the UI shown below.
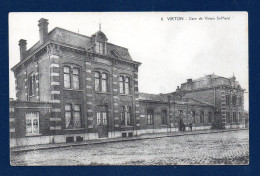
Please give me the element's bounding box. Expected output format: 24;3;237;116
10;18;246;147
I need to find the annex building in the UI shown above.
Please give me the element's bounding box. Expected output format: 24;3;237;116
10;19;246;147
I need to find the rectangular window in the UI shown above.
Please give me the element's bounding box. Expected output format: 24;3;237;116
208;112;212;123
95;72;100;91
239;97;242;106
121;106;132;126
72;68;79;90
239;112;243;122
29;74;37;96
147;109;154;125
226;94;230;105
65;104;72;128
127;106;131;126
64;67;71;89
233;112;237;123
121;106;125;125
102;112;107;125
161;110;167;125
97;112;101;126
73;105;81;128
25;113;39;135
119;76;124;94
192;111;196;124
65;104;81;128
232;96;237;106
125;77;130;94
200;111;204;123
101;73;107;92
227;112;231;123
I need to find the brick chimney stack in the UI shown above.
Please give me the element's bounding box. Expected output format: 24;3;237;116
18;39;27;61
38;18;49;44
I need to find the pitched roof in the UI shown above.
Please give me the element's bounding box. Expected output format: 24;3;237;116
139;93;167;102
27;27;133;61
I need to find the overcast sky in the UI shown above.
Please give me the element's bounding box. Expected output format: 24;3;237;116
9;12;248;110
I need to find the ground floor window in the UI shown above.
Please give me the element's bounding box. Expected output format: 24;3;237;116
233;112;237;123
200;111;204;123
208;112;212;123
147;109;154;125
26;112;39;135
227;112;231;123
192;111;196;124
65;104;82;128
161;110;167;125
121;106;132;126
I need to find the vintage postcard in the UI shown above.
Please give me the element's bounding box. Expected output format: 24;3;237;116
9;12;248;165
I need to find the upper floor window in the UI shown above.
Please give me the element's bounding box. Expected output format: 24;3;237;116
96;41;105;55
238;97;242;106
121;106;132;126
161;110;167;125
232;95;237;106
94;71;108;92
119;75;131;95
200;111;204;123
26;112;39;135
63;66;80;90
147;109;154;125
226;94;231;105
28;73;37;97
65;104;82;129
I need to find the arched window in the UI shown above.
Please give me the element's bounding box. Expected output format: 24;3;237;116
28;73;37;96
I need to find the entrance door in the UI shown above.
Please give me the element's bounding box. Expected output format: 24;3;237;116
97;112;108;138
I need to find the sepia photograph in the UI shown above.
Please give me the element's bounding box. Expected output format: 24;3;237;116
9;12;248;165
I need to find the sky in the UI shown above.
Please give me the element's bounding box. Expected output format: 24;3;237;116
9;12;248;110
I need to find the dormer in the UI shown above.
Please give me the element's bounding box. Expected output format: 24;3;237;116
91;25;108;55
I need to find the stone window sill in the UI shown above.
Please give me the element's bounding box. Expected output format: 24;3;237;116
64;128;85;131
25;133;42;137
63;88;83;92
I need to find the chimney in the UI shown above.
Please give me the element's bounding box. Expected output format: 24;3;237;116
187;79;192;83
38;18;49;44
18;39;27;60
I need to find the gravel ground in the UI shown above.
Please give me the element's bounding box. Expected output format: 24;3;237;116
10;130;249;165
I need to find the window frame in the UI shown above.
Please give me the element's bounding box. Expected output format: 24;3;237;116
28;73;37;97
120;106;132;126
119;75;131;95
64;104;82;129
200;111;204;123
147;109;154;125
161;110;167;125
25;112;40;135
208;112;212;123
94;71;109;93
63;65;81;90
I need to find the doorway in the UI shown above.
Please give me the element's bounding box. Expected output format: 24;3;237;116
96;111;108;138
